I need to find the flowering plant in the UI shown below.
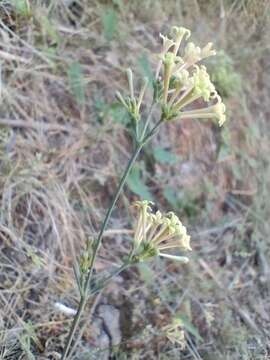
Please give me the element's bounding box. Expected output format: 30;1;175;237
61;26;226;359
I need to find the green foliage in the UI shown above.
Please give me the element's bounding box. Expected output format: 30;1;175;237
153;147;178;165
138;262;156;284
10;0;31;17
112;0;124;8
109;103;129;124
163;187;199;217
40;15;60;45
18;322;39;360
25;245;46;269
163;187;179;209
177;314;203;342
138;53;155;86
208;51;242;98
102;8;118;42
95;98;129;125
217;127;233;162
127;164;153;201
68;62;86;107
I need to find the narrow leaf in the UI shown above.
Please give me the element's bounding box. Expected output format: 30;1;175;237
127;166;153;201
102;8;118;42
68;62;85;107
178;315;203;342
138;53;155;85
163;187;178;209
153;147;178;165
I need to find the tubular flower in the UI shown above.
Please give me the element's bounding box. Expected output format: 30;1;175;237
162;52;181;103
178;93;226;126
155;27;189;80
131;201;191;263
160;34;175;55
170;26;191;56
175;69;193;88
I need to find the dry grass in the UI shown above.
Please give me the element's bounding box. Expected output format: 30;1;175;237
0;0;269;359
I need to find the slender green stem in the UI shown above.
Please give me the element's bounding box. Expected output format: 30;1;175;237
85;142;143;284
62;263;129;359
143;118;164;143
61;116;163;359
61;142;143;360
139;102;155;142
91;263;130;295
60;295;87;360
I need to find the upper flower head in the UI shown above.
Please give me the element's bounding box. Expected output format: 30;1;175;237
117;25;226;129
156;26;226;126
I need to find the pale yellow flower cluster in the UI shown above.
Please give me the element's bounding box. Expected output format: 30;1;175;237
132;200;191;263
163;318;186;349
158;26;226;126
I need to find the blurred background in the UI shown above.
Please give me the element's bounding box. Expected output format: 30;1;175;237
0;1;269;359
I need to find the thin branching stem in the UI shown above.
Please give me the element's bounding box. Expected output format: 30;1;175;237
61;264;130;359
91;262;130;295
61;295;87;360
61;97;165;357
139;101;155;142
61;145;141;359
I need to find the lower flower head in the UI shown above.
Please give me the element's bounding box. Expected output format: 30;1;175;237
131;201;191;263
